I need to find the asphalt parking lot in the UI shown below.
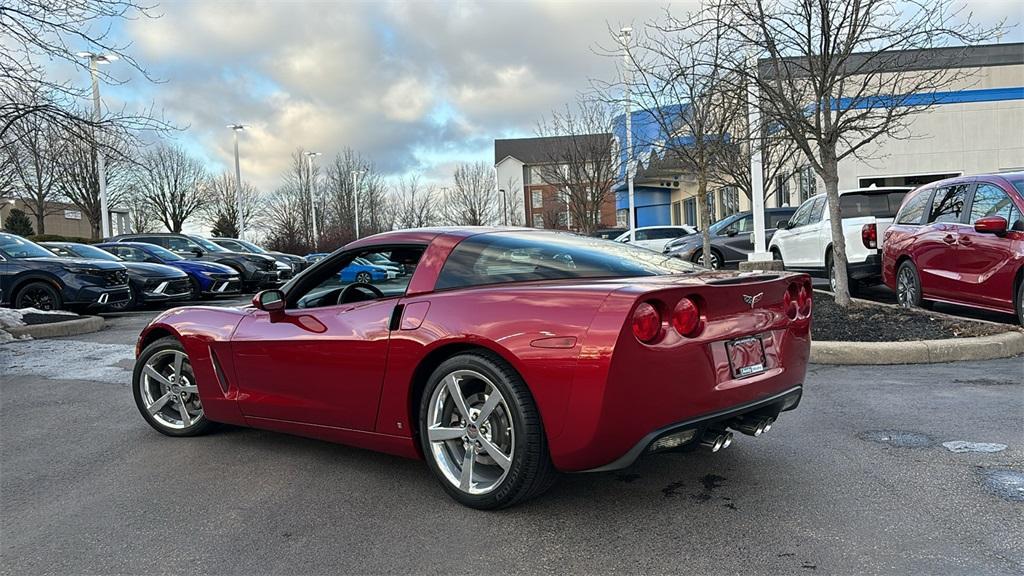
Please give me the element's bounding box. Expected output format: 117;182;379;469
1;300;1022;575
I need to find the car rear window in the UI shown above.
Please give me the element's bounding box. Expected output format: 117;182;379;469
839;191;909;218
435;231;698;290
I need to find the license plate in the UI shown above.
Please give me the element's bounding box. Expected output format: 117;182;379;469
727;336;766;378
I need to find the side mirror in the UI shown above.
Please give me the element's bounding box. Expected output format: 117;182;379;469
777;220;790;230
192;248;204;257
974;216;1007;235
725;228;738;237
253;289;285;312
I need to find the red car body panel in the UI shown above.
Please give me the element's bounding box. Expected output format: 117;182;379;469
883;174;1024;315
138;228;812;472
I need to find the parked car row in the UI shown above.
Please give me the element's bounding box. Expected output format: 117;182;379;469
0;232;320;313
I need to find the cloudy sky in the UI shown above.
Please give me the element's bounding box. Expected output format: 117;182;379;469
86;0;1021;192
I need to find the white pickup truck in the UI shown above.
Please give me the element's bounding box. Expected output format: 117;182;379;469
768;187;912;293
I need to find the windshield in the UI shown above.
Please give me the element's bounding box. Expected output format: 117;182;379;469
436;231;699;290
235;239;267;253
0;234;56;259
1010;178;1024;196
140;244;184;261
68;244;120;261
189;235;228;252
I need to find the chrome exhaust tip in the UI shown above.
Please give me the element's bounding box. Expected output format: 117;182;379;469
699;430;734;452
730;416;775;437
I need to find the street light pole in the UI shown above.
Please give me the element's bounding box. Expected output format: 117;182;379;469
76;51;117;238
619;27;636;241
746;55;771;262
227;124;246;240
304;151;322;250
351;169;366;239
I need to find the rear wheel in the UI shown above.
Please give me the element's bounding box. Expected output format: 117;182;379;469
133;337;214;437
14;281;62;311
419;351;557;509
356;271;372;284
1016;278;1023;326
826;251;859;296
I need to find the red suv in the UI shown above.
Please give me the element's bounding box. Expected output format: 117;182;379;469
882;172;1024;324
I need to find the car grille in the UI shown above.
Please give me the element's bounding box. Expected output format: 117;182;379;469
209;273;237;280
102;270;129;287
165;278;191;296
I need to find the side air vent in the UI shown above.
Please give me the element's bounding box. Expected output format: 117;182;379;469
209;348;230;394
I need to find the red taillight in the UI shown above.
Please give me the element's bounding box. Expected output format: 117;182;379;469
672;297;702;337
632;302;662;343
862;223;878;249
798;283;812;317
784;285;799;319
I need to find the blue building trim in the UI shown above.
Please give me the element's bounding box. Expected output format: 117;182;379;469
836;86;1024;110
614;186;673;228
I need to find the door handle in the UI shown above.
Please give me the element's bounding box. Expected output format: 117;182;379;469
942;234;956;244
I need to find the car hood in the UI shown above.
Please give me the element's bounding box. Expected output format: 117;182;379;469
123;262;188;278
174;260;238;274
23;257;126;270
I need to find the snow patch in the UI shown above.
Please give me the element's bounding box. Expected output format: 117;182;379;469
0;339;133;384
0;308;27;330
942;441;1008;453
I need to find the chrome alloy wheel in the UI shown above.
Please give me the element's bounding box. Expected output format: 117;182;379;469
139;349;203;430
896;265;916;308
426;369;514;495
696;251;720;269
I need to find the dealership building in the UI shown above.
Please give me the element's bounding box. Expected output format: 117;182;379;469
495;42;1023;231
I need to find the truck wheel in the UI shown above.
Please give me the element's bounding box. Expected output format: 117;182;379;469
827;252;859;297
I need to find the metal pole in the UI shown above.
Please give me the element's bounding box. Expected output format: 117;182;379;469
88;58;110;239
747;55;770;262
352;170;361;239
308;154;319;251
232;129;243;240
621;28;636;240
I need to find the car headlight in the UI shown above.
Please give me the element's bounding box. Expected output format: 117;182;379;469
275;261;290;270
62;265;103;274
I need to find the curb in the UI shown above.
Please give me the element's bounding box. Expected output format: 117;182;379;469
810;330;1024;365
6;316;105;339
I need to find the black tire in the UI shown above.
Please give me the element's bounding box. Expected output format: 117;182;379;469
771;247;783;262
826;251;859;296
356;271;373;284
133;336;216;437
418;351;557;509
691;249;722;270
14;281;63;311
895;260;930;310
109;284;137;311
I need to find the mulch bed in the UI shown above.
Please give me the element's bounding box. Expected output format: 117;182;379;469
811;292;1010;342
20;313;81;326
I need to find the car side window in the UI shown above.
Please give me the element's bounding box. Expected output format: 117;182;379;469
788;198;815;228
118;247;147;262
634;230;650;241
47;246;74;257
895;189;932;225
292;247;424;310
808;196;827;223
928;185;968;224
769;212;794;228
969;183;1015;224
730;215;754;233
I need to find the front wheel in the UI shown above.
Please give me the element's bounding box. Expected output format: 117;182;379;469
133;337;215;437
15;281;63;311
419;352;557;509
691;250;721;269
1017;280;1024;326
356;271;372;284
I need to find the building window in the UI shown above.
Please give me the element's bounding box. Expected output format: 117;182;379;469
683;198;697;226
798;166;816;203
776;175;791;207
531;190;542;208
706;191;717;224
533;213;544;229
616;209;628;228
671;201;681;225
719;187;739;217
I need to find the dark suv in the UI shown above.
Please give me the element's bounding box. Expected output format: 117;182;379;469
209;237;307;277
0;232;130;311
664;208;797;269
108;233;279;291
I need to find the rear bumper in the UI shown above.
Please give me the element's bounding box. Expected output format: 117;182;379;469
578;386;803;472
848;253;882;282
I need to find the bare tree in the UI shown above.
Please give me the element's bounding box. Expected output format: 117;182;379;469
4;107;65;234
599;14;741;267
499;174;525;226
441;162;498;226
135;144;208;233
0;0;169;141
321;148;391;246
701;0;1001;305
710;113;801;207
53;123;133;239
122;182;158;234
534;101;620;234
392;175;437;229
200;172;262;238
264;182;310;254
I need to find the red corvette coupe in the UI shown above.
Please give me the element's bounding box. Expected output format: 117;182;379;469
133;228;812;508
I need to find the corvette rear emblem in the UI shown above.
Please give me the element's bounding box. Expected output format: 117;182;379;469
743;292;763;308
